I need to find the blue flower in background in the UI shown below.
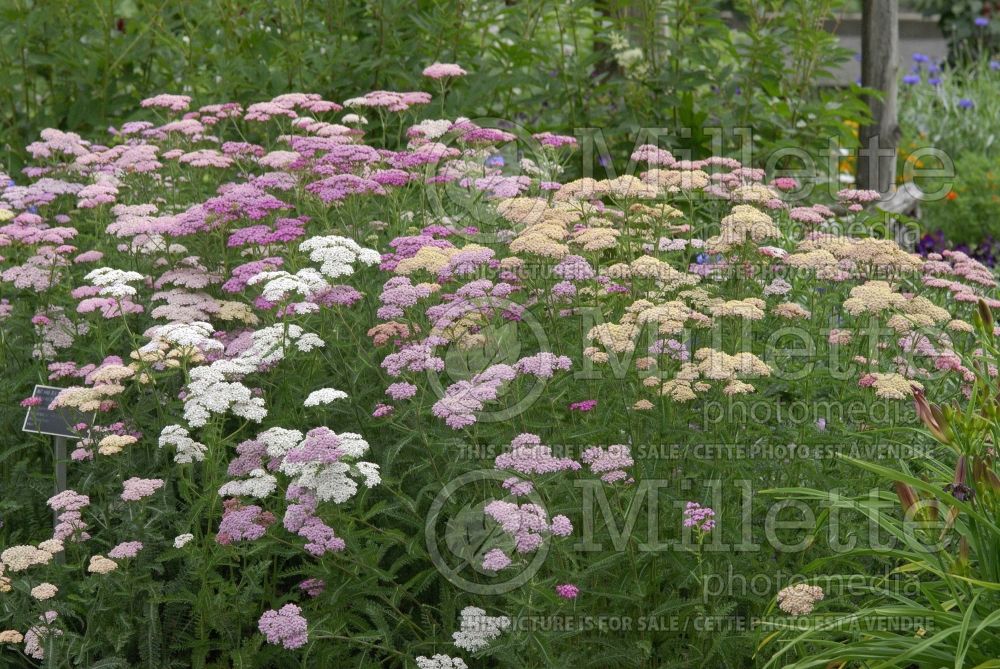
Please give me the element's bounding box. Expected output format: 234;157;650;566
902;74;920;84
958;98;975;109
991;60;1000;71
28;206;38;214
975;16;990;27
484;154;505;168
912;52;929;63
929;76;941;86
5;179;14;188
696;253;708;265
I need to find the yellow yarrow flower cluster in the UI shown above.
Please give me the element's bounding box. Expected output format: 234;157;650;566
843;281;906;316
871;373;922;400
707;205;781;253
640;169;711;191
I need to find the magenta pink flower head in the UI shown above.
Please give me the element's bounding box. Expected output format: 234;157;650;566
422;62;467;79
555;583;580;599
258;604;308;649
683;502;716;533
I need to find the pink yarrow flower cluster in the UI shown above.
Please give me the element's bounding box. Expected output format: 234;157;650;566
581;445;634;484
422;62;467;79
683;502;716;533
47;490;90;542
120;477;164;502
258;604;308;649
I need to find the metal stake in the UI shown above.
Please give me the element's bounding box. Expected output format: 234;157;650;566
53;436;67;564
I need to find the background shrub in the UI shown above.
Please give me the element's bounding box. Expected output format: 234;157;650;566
0;0;868;176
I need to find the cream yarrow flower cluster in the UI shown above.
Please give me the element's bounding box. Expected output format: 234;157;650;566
777;584;825;616
707;205;781;252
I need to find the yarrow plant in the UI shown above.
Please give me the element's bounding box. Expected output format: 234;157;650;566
0;57;996;668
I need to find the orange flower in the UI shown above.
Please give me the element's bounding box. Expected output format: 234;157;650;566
946;191;958;201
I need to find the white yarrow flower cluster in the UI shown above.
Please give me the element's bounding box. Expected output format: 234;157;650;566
173;533;194;549
416;655;468;669
183;367;267;428
218;468;277;499
409;118;464;140
179;324;324;427
258;427;304;459
303;388;349;407
84;267;145;298
258;428;380;503
158;425;207;463
247;268;329;302
452;606;510;652
299;235;380;278
147;322;223;352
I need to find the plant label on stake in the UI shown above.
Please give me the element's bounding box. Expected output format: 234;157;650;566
21;385;92;439
22;384;93;557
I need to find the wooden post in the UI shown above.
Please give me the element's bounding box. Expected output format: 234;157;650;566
857;0;899;195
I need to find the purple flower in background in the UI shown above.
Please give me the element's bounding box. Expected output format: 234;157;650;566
902;74;920;85
975;16;990;27
991;60;1000;71
958;98;975;109
298;578;325;597
917;230;946;256
929;76;942;86
485;154;505;168
912;52;929;63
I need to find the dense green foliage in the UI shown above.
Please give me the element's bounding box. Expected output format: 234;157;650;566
0;0;868;174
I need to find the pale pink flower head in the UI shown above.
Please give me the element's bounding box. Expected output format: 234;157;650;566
422;62;467;79
140;94;192;112
258;604;308;649
482;548;512;572
121;477;164;502
108;541;143;559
